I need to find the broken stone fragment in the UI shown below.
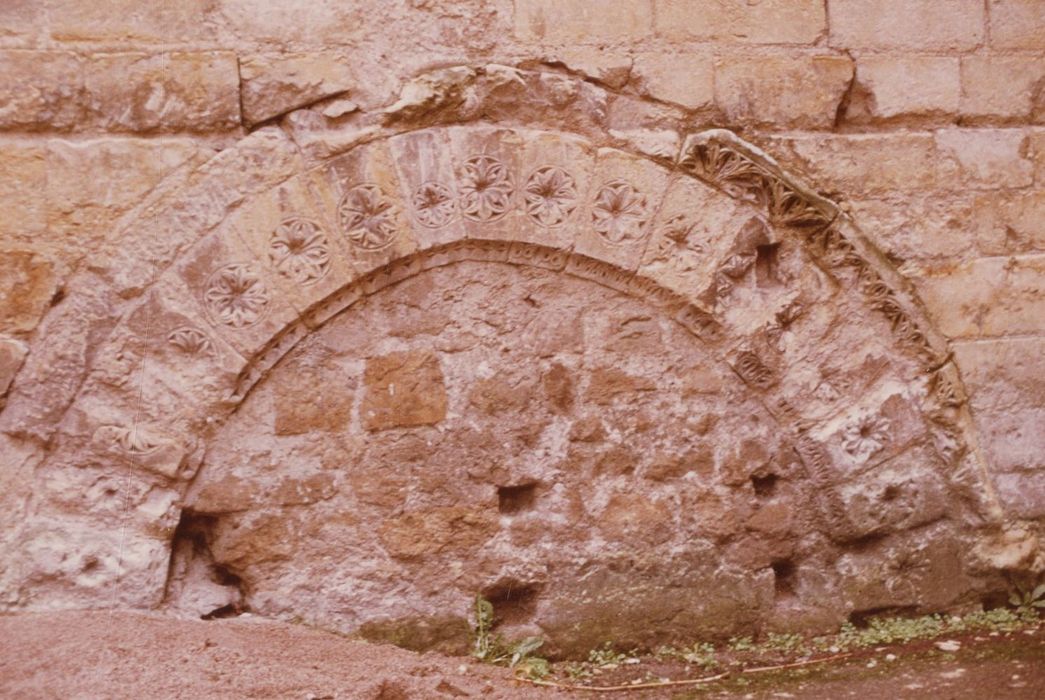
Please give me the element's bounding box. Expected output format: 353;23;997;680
240;53;356;126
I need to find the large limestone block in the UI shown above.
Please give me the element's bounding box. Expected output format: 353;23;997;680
47;0;214;43
0;251;57;334
915;255;1045;338
45;138;203;251
988;0;1045;49
0;50;83;130
361;350;447;431
240;53;356;126
971;189;1045;256
514;0;652;42
714;54;853;129
935;129;1034;190
849;56;960;122
960;56;1045;122
829;0;985;51
632;52;714;111
84;51;240;132
655;0;826;44
767;133;936;193
0;141;45;239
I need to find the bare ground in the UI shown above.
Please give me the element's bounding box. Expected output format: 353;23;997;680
0;611;1042;700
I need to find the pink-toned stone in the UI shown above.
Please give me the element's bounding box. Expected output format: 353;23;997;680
915;255;1045;338
656;0;826;43
240;53;356;126
714;53;853;129
361;350;447;431
0;336;27;397
632;52;714;111
84;51;240;132
514;0;653;42
960;56;1045;122
48;0;214;43
849;56;960;121
768;133;936;193
935;129;1033;189
0;252;57;334
0;50;83;130
988;0;1045;49
829;0;985;50
0;141;45;240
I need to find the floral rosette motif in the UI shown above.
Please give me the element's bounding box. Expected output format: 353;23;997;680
651;214;706;272
338;184;398;250
203;263;270;329
592;180;649;244
523;165;578;227
843;414;892;463
412;181;456;228
458;155;514;222
269;217;331;285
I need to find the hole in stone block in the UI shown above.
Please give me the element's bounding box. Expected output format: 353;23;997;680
498;482;537;514
755;243;781;287
751;472;779;497
482;579;541;627
771;559;796;597
163;510;247;619
848;605;918;628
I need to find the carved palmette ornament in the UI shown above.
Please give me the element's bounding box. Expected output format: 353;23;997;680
167;326;213;356
92;424;188;479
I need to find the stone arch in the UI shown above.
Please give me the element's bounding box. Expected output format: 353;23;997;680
0;66;1002;631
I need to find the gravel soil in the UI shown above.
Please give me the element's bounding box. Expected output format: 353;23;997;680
1;611;1042;700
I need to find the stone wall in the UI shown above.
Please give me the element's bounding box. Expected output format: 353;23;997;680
0;0;1042;653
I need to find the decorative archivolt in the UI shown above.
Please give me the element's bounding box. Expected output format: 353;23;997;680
0;65;1004;608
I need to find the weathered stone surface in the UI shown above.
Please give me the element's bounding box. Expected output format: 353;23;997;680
656;0;826;43
988;0;1045;49
848;56;960;122
829;0;985;50
0;51;83;130
961;56;1045;123
632;52;714;111
240;53;356;126
514;0;652;42
0;252;57;334
0;141;45;240
45;138;203;253
361;350;447;431
768;133;936;192
916;255;1045;338
935;128;1034;189
714;54;853;129
954;338;1045;475
970;189;1045;255
0;337;28;397
84;52;240;132
48;0;215;43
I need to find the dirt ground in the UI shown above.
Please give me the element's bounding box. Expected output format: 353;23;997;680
1;611;1042;700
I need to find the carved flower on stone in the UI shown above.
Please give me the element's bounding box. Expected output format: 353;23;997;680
203;263;270;329
842;414;892;463
459;155;514;222
651;214;705;271
338;184;398;250
524;165;578;227
167;326;213;356
269;217;330;285
592;180;649;244
412;181;456;228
